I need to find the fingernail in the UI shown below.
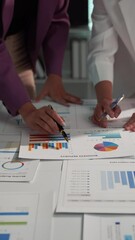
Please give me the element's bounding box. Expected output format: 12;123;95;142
62;121;66;127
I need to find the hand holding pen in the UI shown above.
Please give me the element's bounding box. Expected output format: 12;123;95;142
92;94;124;128
99;94;125;121
48;105;69;142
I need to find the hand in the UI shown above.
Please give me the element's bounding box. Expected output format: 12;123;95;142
35;74;82;106
19;102;65;133
123;113;135;131
91;98;121;128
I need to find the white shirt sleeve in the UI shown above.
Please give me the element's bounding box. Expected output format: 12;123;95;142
88;0;118;86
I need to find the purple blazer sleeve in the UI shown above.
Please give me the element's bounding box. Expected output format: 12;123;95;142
42;0;70;76
0;41;30;116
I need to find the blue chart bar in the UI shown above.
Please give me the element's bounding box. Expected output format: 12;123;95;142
88;132;121;139
0;234;10;240
124;235;133;240
101;171;135;190
120;172;128;185
0;212;29;216
34;143;40;149
107;171;114;189
127;172;135;188
114;171;120;183
62;142;68;149
101;171;107;190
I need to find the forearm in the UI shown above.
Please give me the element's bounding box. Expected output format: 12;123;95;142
95;80;113;102
0;42;30;116
18;102;36;119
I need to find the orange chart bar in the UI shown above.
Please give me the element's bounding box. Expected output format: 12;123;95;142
28;142;68;151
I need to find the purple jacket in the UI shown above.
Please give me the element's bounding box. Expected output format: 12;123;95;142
0;0;70;116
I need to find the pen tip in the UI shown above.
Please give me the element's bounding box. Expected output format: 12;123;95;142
62;130;69;142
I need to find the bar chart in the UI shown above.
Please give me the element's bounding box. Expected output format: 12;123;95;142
101;171;135;190
83;215;135;240
56;160;135;213
28;133;70;150
0;193;39;240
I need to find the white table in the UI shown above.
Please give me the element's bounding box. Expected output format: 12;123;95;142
0;160;82;240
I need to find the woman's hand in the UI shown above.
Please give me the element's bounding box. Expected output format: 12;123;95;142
19;102;65;133
123;113;135;131
35;74;82;106
92;98;121;128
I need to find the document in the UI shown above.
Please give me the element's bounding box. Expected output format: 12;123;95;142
69;98;135;129
0;192;54;240
83;214;135;240
19;128;135;160
0;104;27;133
0;153;39;182
56;159;135;213
0;133;20;157
0;192;39;240
0;134;39;182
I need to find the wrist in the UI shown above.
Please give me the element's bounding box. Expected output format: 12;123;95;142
47;74;62;81
95;80;113;102
18;102;36;119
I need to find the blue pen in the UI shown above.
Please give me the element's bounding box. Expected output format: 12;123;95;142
99;94;125;120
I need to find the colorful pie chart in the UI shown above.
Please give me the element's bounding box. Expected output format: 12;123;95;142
94;141;118;151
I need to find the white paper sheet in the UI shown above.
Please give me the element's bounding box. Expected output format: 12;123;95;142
0;154;39;182
83;214;135;240
0;192;39;240
19;128;135;160
56;159;135;213
0;134;39;182
0;191;54;240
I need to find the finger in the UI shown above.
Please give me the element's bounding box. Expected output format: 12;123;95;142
46;106;66;126
53;98;70;107
94;104;104;121
124;123;135;131
64;94;82;104
113;105;121;118
123;114;135;131
36;117;58;133
92;114;108;128
101;101;115;118
28;121;52;134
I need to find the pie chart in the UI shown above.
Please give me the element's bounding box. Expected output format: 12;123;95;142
94;141;118;151
2;161;24;170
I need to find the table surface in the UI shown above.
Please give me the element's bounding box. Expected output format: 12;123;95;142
0;160;82;240
1;98;135;239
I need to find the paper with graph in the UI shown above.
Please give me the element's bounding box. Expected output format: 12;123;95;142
0;134;39;182
0;192;39;240
19;128;135;160
0;192;54;240
83;214;135;240
56;159;135;213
